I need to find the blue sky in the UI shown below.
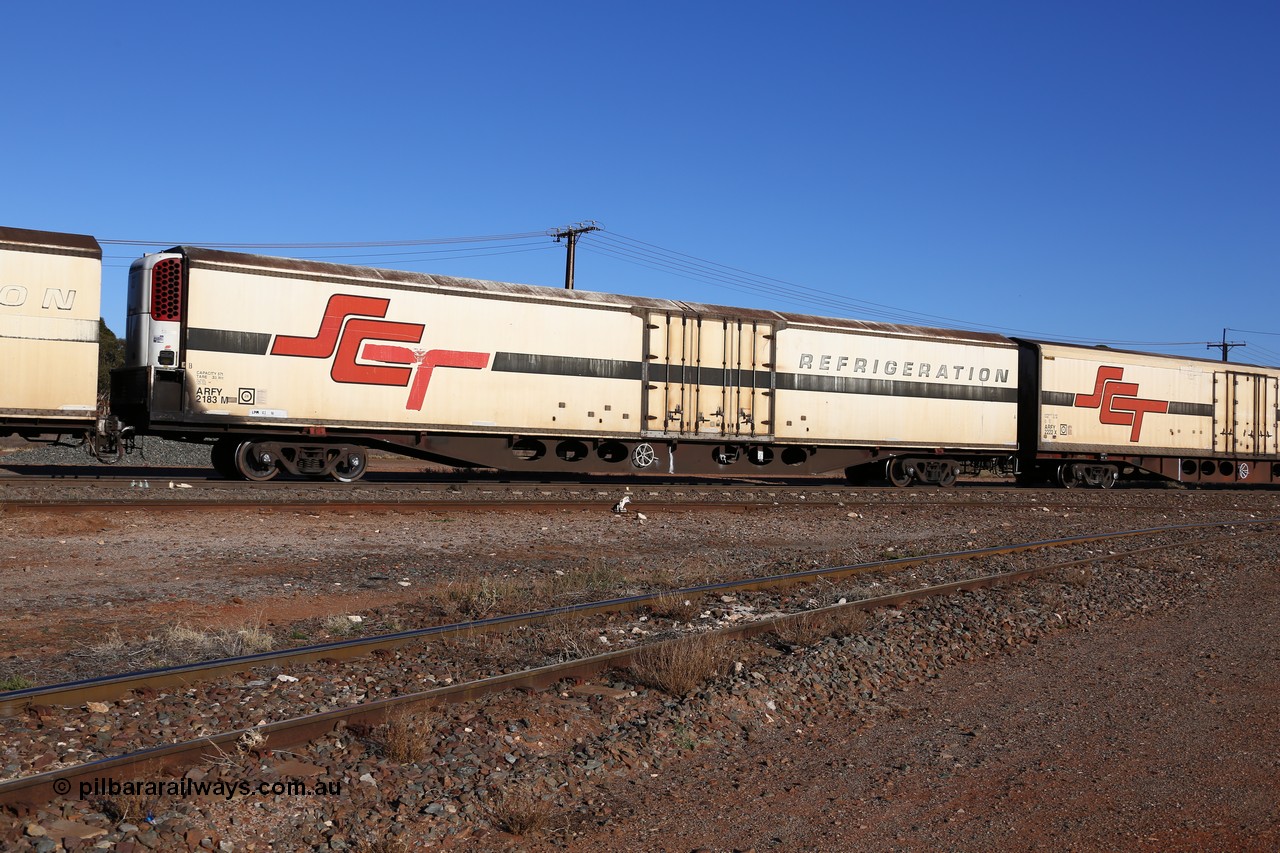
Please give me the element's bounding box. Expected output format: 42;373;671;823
4;2;1277;364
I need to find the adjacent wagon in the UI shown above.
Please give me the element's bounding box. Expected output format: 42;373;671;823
1016;340;1280;486
0;226;102;438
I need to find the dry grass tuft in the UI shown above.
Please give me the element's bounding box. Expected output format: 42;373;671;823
322;614;362;637
448;577;529;619
487;784;553;836
629;633;732;697
160;623;275;659
77;621;274;673
665;554;730;587
523;613;597;662
771;607;867;648
648;591;701;623
549;560;626;601
369;708;435;764
204;727;265;773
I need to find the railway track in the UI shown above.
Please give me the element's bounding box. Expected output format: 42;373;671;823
1;516;1272;810
4;466;859;489
0;485;1235;514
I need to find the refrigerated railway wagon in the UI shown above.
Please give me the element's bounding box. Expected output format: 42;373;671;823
111;247;1020;482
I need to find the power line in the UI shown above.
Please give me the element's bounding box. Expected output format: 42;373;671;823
102;243;555;270
324;245;556;266
586;231;1214;348
99;231;547;249
1241;342;1280;365
95;225;1264;358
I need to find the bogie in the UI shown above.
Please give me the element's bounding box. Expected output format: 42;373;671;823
1056;462;1119;489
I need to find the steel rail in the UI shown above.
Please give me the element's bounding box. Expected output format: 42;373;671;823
0;495;1217;512
0;485;1236;513
2;516;1273;718
0;499;789;514
1;523;1269;810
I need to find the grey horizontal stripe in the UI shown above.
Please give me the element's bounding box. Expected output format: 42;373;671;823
0;408;96;419
494;351;1015;403
1041;390;1076;406
0;316;98;343
492;352;644;381
655;365;772;387
188;328;271;355
494;353;774;389
778;373;1016;403
493;353;774;387
1168;401;1214;417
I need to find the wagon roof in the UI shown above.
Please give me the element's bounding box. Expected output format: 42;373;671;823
176;246;1014;346
1016;337;1280;373
0;226;101;258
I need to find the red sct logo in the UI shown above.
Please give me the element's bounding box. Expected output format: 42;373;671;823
270;294;489;410
1073;366;1169;442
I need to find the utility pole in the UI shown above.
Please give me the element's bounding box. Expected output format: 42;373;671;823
1207;328;1246;362
548;221;601;289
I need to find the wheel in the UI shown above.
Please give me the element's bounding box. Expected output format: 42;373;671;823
211;439;242;479
886;458;914;487
937;462;958;488
1096;466;1118;489
331;449;367;483
632;443;657;469
1056;463;1081;489
235;441;280;481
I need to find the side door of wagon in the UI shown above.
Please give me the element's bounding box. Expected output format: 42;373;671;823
1214;371;1279;455
640;309;775;440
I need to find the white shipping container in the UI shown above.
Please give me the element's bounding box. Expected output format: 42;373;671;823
165;250;651;436
773;320;1019;448
1029;341;1280;457
0;227;101;426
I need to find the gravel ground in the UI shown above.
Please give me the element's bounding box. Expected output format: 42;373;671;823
0;436;214;468
560;531;1279;852
0;475;1276;851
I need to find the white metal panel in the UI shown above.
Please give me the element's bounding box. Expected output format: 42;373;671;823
1036;343;1216;453
181;264;646;435
0;244;100;418
771;326;1019;448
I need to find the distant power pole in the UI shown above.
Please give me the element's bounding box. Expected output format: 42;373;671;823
1207;328;1246;362
549;221;601;289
